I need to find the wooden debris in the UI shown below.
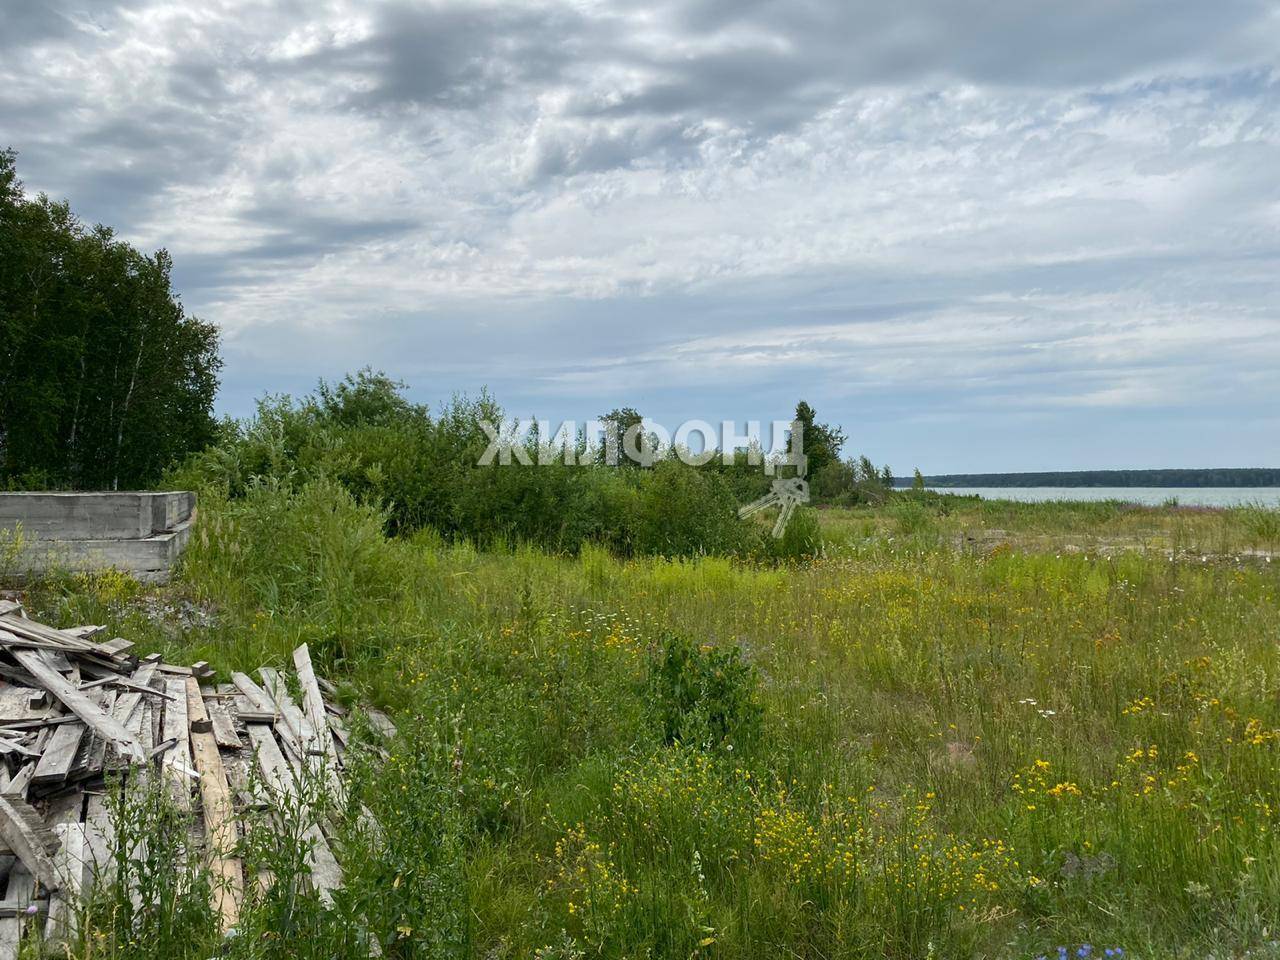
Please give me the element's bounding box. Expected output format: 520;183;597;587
0;862;33;960
185;678;242;933
0;606;392;951
159;678;194;810
204;695;242;750
246;725;342;905
31;721;84;785
0;793;60;890
11;651;143;764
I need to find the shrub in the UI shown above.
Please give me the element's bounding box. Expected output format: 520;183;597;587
179;477;406;662
647;631;763;751
633;461;750;557
758;505;822;561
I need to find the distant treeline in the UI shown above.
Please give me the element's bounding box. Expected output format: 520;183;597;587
899;468;1280;488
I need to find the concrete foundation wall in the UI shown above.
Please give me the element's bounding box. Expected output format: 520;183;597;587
0;491;196;583
0;491;194;540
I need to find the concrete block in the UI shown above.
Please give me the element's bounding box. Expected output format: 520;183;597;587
0;492;196;583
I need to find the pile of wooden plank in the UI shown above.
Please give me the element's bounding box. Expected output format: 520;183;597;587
0;598;392;955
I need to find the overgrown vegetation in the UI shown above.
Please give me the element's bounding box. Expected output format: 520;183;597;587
15;487;1280;958
169;369;868;560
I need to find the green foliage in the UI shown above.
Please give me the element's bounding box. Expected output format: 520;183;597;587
22;493;1280;959
648;631;763;750
632;460;750;557
891;498;937;538
0;150;221;489
174;371;769;558
759;504;822;561
810;456;894;506
84;778;220;959
792;400;846;476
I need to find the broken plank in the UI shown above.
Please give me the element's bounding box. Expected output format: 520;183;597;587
366;709;397;740
292;645;337;759
203;695;242;750
109;661;159;730
291;645;345;803
0;862;32;960
44;822;87;943
230;673;275;714
82;796;114;886
0;738;39;760
0;615;103;655
62;625;105;640
258;667;316;754
32;721;85;785
0;687;52;725
98;637;134;657
186;678;242;933
246;725;341;905
79;690;116;779
159;678;194;811
3;764;34;801
42;793;86;945
10;650;143;764
0;793;59;891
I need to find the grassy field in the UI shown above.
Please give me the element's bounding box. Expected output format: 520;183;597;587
13;485;1280;959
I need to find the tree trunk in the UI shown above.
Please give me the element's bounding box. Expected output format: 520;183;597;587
112;325;146;492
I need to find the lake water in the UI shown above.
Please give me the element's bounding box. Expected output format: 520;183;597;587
923;487;1280;507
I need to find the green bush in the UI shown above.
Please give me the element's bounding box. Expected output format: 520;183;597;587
633;461;750;557
758;505;823;561
647;631;763;751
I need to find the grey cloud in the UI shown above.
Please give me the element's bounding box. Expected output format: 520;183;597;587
0;0;148;50
279;2;582;111
0;2;75;49
527;118;709;180
241;204;419;261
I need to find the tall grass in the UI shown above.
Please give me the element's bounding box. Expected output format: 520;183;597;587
16;487;1280;958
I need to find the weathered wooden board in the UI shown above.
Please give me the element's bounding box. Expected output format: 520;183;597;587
185;678;242;933
32;721;85;785
12;650;143;764
0;793;59;891
205;696;242;750
246;725;342;905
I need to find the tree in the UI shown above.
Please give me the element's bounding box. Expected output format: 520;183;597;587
0;150;221;489
597;407;647;466
880;464;894;488
792;401;847;476
913;468;926;490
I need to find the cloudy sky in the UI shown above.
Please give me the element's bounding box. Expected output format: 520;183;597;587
5;0;1280;472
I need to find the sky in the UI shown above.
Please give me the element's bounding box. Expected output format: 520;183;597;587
4;0;1280;474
